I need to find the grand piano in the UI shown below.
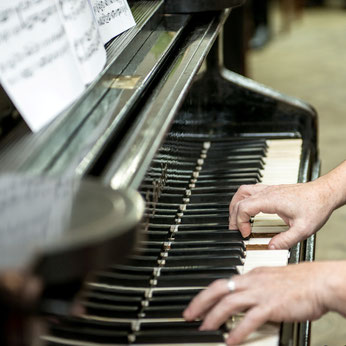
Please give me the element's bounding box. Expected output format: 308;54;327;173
0;1;319;345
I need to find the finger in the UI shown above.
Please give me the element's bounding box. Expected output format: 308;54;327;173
226;307;269;345
229;184;267;215
200;292;253;330
236;194;282;236
236;201;253;237
229;185;269;231
229;200;240;230
268;225;305;250
184;278;237;321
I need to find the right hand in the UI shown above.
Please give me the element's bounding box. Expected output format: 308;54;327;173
184;260;346;345
229;180;336;249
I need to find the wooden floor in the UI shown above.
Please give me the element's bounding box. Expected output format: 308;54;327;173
247;3;346;345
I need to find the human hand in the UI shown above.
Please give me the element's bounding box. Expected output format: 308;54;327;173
0;271;42;311
183;262;336;345
228;180;335;249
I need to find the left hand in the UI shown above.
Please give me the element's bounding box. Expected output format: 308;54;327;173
183;262;331;345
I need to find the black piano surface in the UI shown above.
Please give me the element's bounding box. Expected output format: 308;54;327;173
0;1;319;345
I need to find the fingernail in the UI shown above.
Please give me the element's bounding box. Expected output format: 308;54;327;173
183;310;190;320
269;244;276;250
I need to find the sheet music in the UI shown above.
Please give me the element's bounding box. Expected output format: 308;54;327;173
0;0;85;132
57;0;107;84
89;0;136;43
0;174;76;270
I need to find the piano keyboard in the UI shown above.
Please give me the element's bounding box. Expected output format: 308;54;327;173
43;138;302;346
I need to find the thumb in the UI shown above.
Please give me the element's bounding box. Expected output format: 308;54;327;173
268;226;304;250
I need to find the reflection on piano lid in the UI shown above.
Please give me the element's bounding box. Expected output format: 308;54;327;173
0;175;144;285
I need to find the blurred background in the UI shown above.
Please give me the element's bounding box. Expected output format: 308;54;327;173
236;0;346;344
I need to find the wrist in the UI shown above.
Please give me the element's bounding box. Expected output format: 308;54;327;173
316;161;346;210
319;261;346;315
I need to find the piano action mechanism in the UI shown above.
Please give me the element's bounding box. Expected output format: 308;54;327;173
0;1;319;345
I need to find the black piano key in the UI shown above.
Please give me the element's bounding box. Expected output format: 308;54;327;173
180;214;228;224
144;214;178;225
146;213;229;226
185;203;230;210
147;168;195;176
110;264;158;274
142;179;190;188
142;304;188;318
207;147;266;156
86;285;147;297
48;328;129;343
139;318;223;343
197;167;262;177
190;186;240;194
156;273;238;287
144;202;182;211
160;142;204;149
148;294;196;306
83;301;140;319
167;246;245;258
196;171;260;181
85;291;143;306
162;254;243;267
182;208;228;215
147;193;188;204
150;162;197;171
208;139;267;148
173;230;244;241
139;320;202;330
134;247;162;256
193;177;258;187
49;319;131;344
146;231;171;242
145;208;178;216
205;154;265;162
134;329;225;343
159;266;239;276
189;193;234;203
122;255;161;268
154;277;217;288
151;288;202;298
95;271;153;287
146;172;192;180
156;152;203;160
142;186;187;194
170;240;245;250
201;159;264;171
174;224;232;230
50;316;132;332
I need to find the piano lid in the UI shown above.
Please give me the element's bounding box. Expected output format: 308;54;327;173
0;175;144;285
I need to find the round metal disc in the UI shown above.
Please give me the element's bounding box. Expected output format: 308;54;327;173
0;175;144;284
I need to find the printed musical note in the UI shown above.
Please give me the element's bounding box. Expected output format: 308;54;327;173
89;0;135;43
57;0;106;84
0;0;85;132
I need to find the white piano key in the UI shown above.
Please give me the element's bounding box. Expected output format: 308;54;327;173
242;250;289;274
252;225;288;233
252;138;302;233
